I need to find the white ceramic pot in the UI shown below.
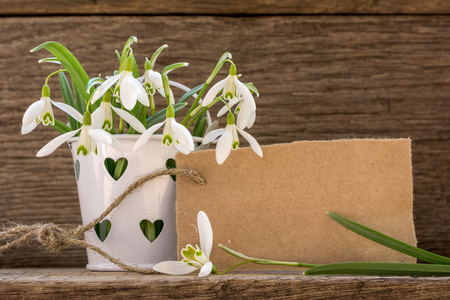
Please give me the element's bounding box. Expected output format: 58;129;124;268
68;135;178;271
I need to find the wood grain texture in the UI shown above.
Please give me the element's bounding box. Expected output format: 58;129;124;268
1;269;450;299
0;15;449;267
2;0;450;15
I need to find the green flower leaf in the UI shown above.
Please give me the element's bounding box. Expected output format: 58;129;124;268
31;41;90;100
206;52;232;85
118;36;137;72
150;44;168;69
304;262;450;276
58;72;78;130
177;84;205;105
328;212;450;265
86;77;105;94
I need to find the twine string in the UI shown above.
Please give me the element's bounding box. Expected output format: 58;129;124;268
0;168;207;274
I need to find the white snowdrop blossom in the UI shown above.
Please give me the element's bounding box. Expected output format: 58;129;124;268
21;85;55;134
202;64;256;122
92;93;146;133
91;57;149;110
36;111;115;157
134;105;194;154
153;211;216;277
217;96;256;129
143;60;165;97
203;113;262;165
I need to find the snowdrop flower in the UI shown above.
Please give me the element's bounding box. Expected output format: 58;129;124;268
36;111;115;157
21;85;55;134
153;211;217;277
203;112;262;165
143;60;165;98
202;63;256;117
91;92;146;133
134;105;194;154
217;96;256;129
91;57;149;110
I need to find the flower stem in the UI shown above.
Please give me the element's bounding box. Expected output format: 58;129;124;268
119;104;124;134
182;83;208;124
185;98;220;128
219;244;320;269
217;261;251;275
45;69;67;85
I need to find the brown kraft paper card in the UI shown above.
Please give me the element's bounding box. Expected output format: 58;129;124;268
176;139;416;271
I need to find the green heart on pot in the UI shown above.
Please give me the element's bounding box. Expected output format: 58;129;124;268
140;219;164;243
94;219;111;242
165;158;176;181
74;160;80;181
104;158;128;181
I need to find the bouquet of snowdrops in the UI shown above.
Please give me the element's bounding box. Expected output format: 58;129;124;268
22;36;263;166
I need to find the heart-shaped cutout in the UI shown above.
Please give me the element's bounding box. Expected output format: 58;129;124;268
104;158;128;181
140;219;164;243
74;160;80;181
165;158;176;181
94;219;111;242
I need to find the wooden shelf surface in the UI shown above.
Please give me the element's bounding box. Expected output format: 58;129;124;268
1;268;450;299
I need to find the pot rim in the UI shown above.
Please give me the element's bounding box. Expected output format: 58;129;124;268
67;134;163;144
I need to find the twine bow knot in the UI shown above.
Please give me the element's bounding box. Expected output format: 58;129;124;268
38;223;75;251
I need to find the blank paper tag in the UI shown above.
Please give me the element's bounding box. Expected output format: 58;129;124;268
176;139;416;271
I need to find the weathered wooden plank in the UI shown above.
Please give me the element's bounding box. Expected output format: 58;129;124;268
0;269;450;299
2;0;450;15
0;15;449;268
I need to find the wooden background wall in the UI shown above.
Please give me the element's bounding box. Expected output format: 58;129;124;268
0;1;449;267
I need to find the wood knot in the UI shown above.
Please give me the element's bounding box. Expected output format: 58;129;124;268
37;224;71;251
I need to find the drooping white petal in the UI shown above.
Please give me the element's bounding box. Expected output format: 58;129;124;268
133;121;165;152
21;120;39;135
146;70;164;90
91;105;105;129
88;128;113;145
217;97;240;117
198;262;213;278
50;100;83;123
153;261;197;275
234;77;256;111
171;119;194;152
174;142;191;155
215;127;233;165
203;128;225;144
134;79;150;107
22;100;45;125
236;106;251;129
197;211;213;258
236;127;263;158
36;129;81;157
217;105;229;118
202;77;228;107
91;73;121;104
111;106;146;133
119;73;138;110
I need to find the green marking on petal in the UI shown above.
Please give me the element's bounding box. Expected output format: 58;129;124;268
181;245;197;261
195;248;203;257
232;141;239;150
163;134;173;146
224;91;234;100
77;145;88;156
103;119;112;130
42;113;54;125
